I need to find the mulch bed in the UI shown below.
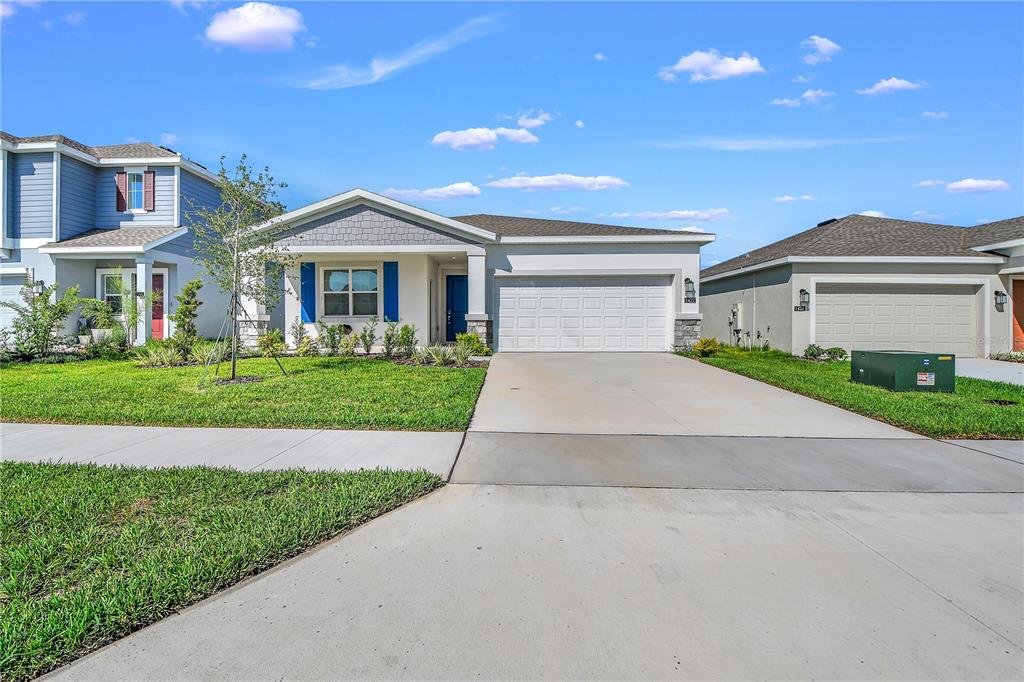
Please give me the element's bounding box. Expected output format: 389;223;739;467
212;375;264;385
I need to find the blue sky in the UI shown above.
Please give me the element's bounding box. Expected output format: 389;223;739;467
3;1;1021;266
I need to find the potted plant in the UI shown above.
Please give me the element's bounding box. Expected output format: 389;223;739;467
81;299;117;343
76;317;92;346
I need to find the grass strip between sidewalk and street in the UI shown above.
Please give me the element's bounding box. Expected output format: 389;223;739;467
695;348;1024;439
0;461;443;681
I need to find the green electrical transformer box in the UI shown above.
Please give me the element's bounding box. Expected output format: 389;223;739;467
851;350;956;393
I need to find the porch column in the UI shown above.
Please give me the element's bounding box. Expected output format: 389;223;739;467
465;253;492;348
134;257;153;345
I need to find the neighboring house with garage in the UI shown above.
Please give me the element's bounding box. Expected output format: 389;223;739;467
0;132;229;341
242;188;713;352
700;214;1024;358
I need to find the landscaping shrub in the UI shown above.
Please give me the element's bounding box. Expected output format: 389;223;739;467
134;343;183;368
318;322;349;356
381;320;400;358
295;335;320;357
426;344;455;366
190;340;228;365
453;339;474;367
360;315;379;355
168;279;203;349
410;346;430;366
80;298;117;333
455;332;491;356
692;337;721;358
823;346;848;362
257;329;286;357
338;332;359;357
803;344;826;360
289;317;307;347
398;324;418;357
991;351;1024;363
0;277;81;360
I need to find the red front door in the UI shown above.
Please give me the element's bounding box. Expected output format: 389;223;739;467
152;274;165;340
1013;280;1024;352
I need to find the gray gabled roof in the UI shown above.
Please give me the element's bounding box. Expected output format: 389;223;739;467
701;214;1022;279
41;227;183;250
965;216;1024;248
1;131;177;159
453;213;703;237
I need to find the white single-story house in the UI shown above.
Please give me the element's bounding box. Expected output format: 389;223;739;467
239;189;714;352
700;214;1024;358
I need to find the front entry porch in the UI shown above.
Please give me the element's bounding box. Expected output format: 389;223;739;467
273;249;489;349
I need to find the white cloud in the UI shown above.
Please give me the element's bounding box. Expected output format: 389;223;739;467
205;2;306;52
2;0;41;18
62;10;85;25
859;210;888;218
770;88;834;107
516;110;552;129
487;174;628;191
301;15;499;89
653;135;908;151
170;0;207;12
793;74;814;83
800;35;841;65
575;120;585;128
593;52;607;61
921;111;949;119
913;210;944;220
159;133;179;146
772;194;814;202
914;179;945;187
856;77;926;95
546;206;586;215
431;126;538;150
124;136;141;144
657;49;765;83
946;178;1010;194
384;181;481;202
603;208;731;221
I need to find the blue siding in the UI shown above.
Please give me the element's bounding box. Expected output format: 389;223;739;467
59;155;97;239
383;261;398;321
179;168;221;225
300;262;316;323
95;166;175;227
9;152;53;238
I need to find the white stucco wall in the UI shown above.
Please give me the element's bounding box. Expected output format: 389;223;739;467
700;264;794;351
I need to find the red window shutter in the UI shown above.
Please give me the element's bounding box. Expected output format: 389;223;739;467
115;172;127;212
143;171;155;211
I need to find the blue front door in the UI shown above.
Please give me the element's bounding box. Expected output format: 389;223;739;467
446;275;468;341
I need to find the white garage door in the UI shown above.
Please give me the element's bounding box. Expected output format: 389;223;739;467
497;276;671;352
815;283;980;357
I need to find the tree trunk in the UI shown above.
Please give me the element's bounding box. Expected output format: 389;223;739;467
229;291;238;380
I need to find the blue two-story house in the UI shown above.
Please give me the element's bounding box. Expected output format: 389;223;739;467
0;132;229;341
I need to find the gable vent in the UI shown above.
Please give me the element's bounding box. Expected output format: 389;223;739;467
816;218;839;227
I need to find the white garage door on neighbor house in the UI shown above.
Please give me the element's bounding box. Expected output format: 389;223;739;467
815;283;980;357
496;276;671;351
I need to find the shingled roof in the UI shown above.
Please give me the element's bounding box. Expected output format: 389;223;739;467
965;216;1024;248
701;214;1023;279
453;213;704;237
1;131;177;159
41;227;184;250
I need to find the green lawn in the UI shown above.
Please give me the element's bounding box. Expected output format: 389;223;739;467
696;348;1024;439
0;461;442;681
0;357;485;431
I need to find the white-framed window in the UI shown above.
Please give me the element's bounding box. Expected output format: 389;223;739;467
127;172;144;210
98;270;137;316
323;267;378;316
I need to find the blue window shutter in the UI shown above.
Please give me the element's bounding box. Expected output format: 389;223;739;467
383;261;399;321
300;262;316;323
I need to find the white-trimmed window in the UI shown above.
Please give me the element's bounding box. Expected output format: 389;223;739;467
98;270;137;316
323;267;378;316
127;172;144;210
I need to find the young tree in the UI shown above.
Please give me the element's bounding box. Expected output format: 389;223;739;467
0;276;80;359
187;155;293;379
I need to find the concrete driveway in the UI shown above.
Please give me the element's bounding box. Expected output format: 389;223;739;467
957;358;1024;385
469;353;914;438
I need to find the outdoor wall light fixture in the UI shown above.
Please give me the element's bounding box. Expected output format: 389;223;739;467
684;278;696;303
799;289;810;307
994;290;1008;306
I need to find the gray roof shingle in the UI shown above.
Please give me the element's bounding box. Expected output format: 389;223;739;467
42;227;183;249
1;131;177;159
965;216;1024;247
453;213;705;237
701;214;1023;279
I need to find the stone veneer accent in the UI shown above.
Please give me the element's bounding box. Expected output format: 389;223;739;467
465;318;493;349
237;317;267;349
673;317;702;351
276;205;478;247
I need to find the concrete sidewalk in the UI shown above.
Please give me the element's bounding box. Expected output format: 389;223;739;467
956;358;1024;385
0;423;461;477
